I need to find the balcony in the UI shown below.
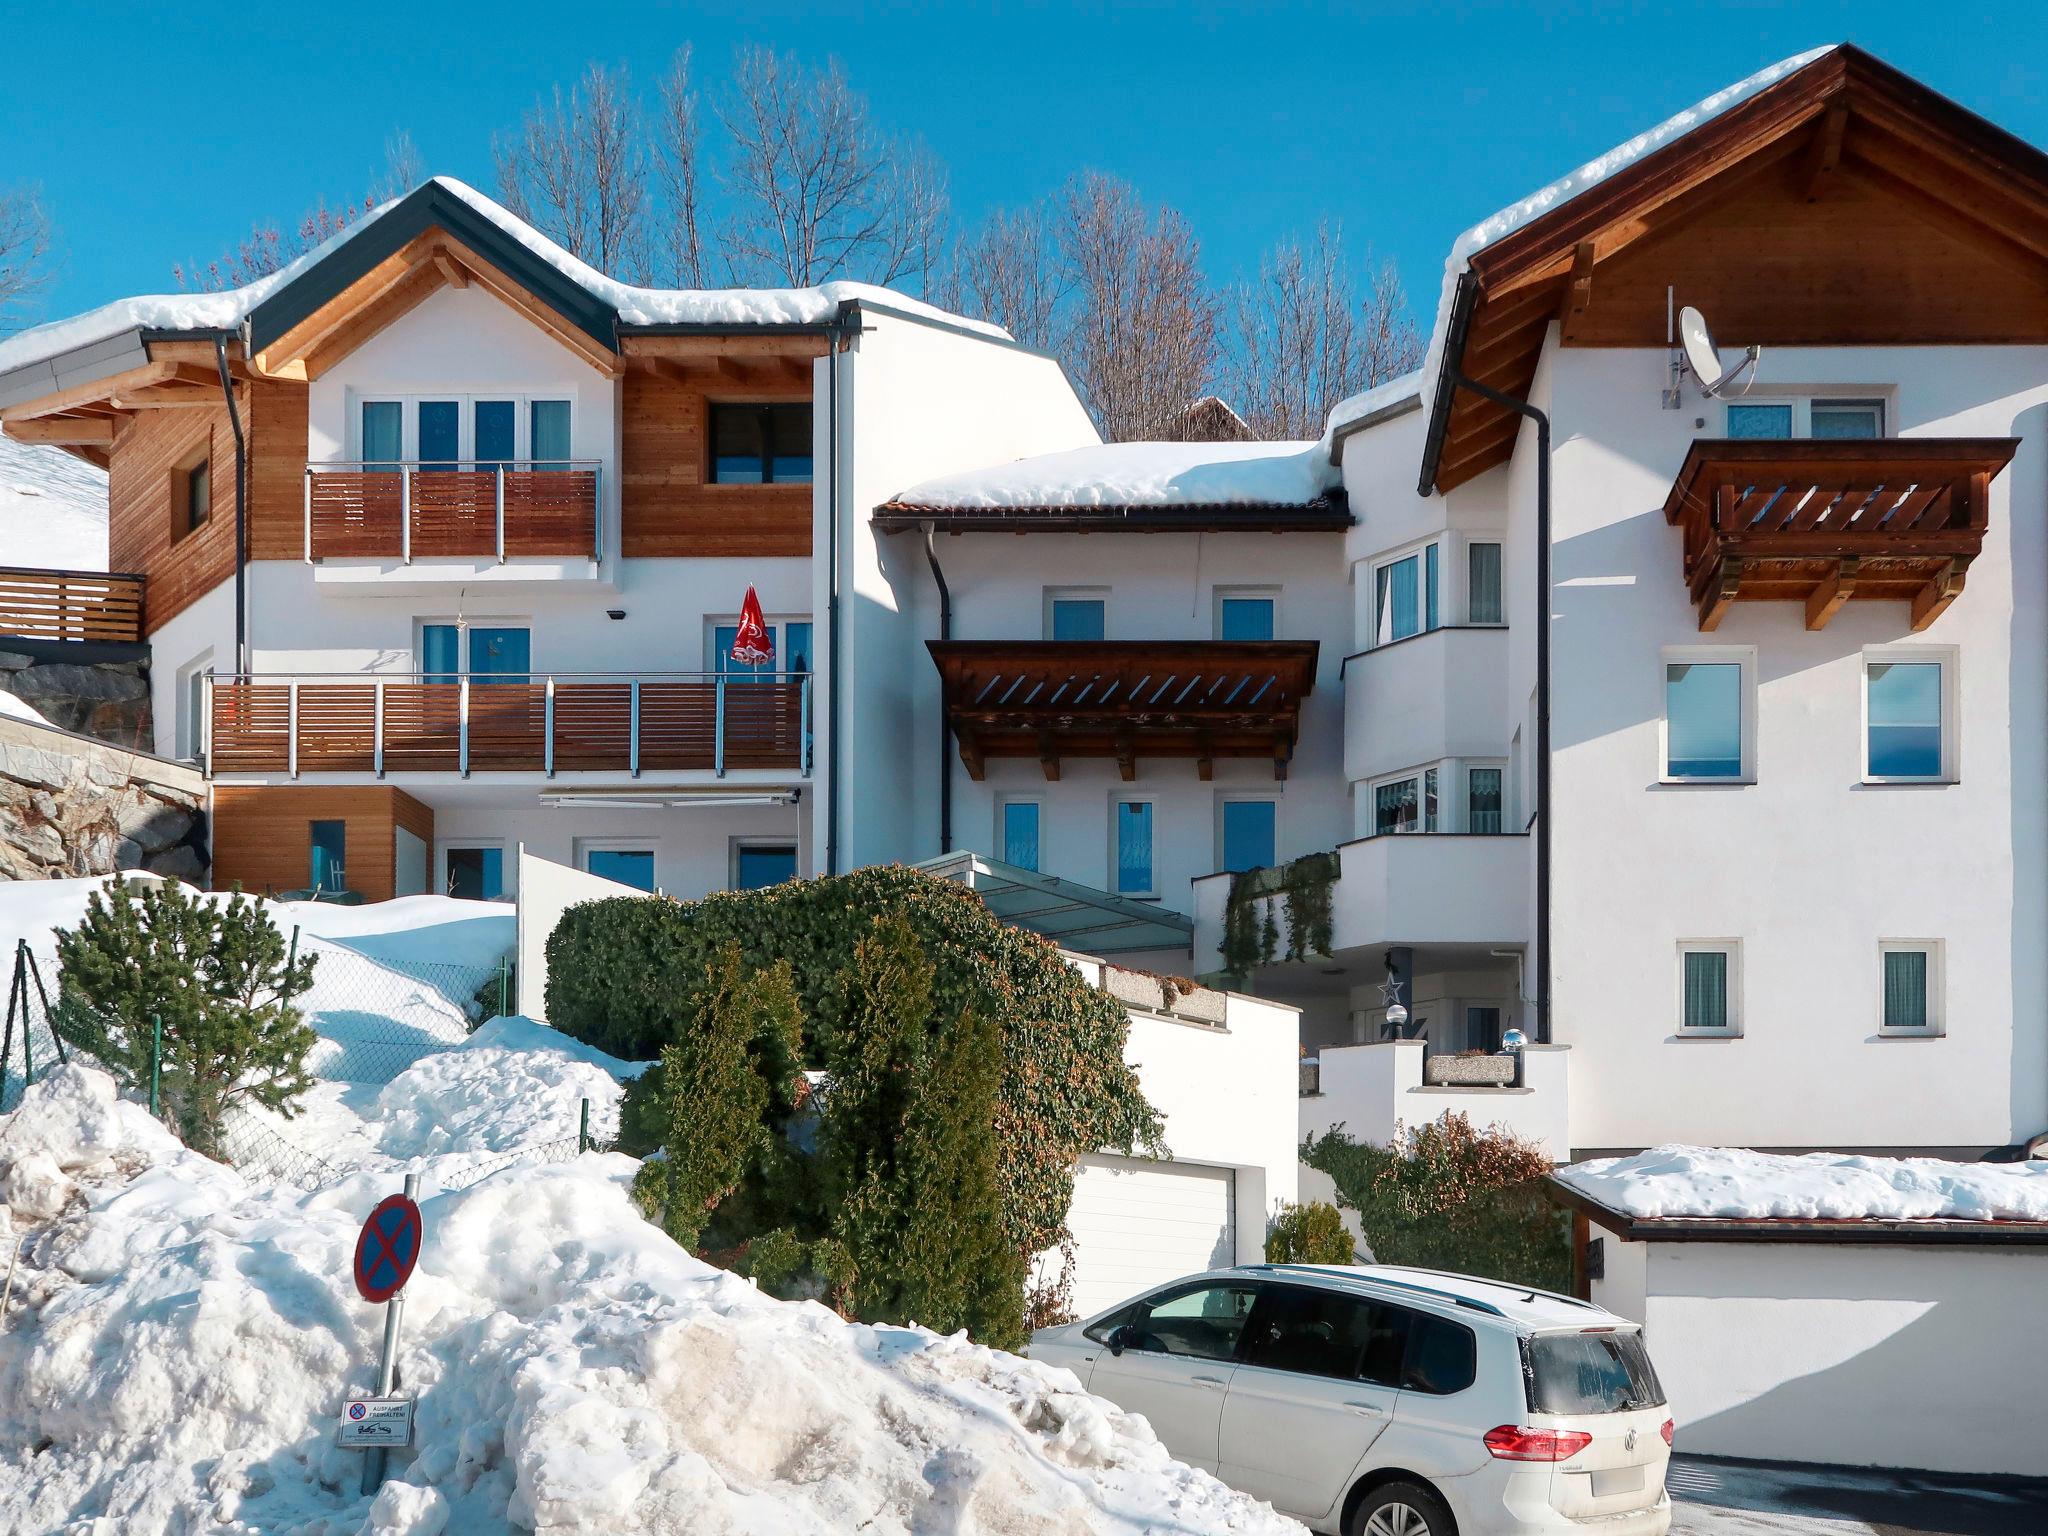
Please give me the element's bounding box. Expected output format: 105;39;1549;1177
0;566;144;644
927;639;1320;781
207;671;810;778
304;461;602;565
1661;437;2018;631
1342;626;1506;784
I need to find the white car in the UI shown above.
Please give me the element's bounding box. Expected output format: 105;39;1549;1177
1032;1263;1671;1536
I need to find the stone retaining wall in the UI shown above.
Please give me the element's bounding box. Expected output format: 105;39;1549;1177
0;640;153;750
0;713;206;882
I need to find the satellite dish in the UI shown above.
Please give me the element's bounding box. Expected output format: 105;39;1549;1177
1679;306;1725;394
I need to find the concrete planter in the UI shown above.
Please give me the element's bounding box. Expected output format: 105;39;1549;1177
1172;986;1229;1025
1424;1053;1518;1087
1101;966;1228;1025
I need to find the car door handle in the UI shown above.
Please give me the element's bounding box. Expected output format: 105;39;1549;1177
1343;1401;1387;1417
1190;1375;1228;1389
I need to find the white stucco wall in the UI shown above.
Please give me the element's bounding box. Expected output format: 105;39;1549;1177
1591;1232;2048;1477
513;846;647;1023
1303;1039;1570;1159
1547;344;2048;1152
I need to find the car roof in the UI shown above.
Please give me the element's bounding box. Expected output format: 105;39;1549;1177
1225;1262;1619;1332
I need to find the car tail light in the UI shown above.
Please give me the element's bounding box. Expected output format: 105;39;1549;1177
1660;1418;1675;1446
1484;1426;1594;1462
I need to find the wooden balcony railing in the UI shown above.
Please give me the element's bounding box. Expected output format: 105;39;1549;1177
207;671;810;777
1661;438;2019;631
304;461;602;562
0;566;145;643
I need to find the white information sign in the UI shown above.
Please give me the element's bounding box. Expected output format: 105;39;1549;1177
337;1396;415;1449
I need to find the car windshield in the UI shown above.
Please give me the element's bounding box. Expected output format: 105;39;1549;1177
1526;1329;1666;1414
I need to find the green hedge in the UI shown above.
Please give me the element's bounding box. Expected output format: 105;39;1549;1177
546;866;1164;1334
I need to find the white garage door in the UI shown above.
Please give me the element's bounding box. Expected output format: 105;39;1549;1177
1063;1154;1237;1321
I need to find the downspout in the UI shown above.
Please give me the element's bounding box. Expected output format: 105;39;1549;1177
1448;369;1553;1046
824;310;846;875
214;333;249;675
921;522;953;853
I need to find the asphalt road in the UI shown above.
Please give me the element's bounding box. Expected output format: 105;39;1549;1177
1668;1455;2048;1536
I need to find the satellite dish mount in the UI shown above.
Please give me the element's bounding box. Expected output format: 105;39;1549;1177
1664;288;1760;408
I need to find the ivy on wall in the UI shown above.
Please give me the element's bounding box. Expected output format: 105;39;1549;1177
1220;851;1339;984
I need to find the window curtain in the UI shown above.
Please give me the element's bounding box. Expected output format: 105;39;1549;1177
1468;543;1504;624
1468;768;1503;833
1683;951;1728;1030
1883;951;1929;1030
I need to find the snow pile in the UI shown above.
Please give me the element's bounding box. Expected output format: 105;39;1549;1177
0;691;51;727
0;1065;1301;1535
0;430;109;572
892;439;1334;511
1560;1144;2048;1224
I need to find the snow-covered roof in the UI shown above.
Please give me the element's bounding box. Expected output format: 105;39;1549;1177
0;175;1003;383
1317;371;1424;458
886;439;1338;515
0;430;108;571
1557;1145;2048;1228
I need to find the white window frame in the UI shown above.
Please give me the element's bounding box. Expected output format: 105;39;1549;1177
994;794;1045;871
1044;586;1111;641
1462;536;1506;626
438;839;509;901
1214;791;1280;873
729;837;800;891
1660;644;1757;785
175;649;214;761
1862;645;1957;785
1677;939;1743;1037
1368;764;1441;835
1877;939;1944;1037
1723;395;1889;439
1212;585;1281;641
1109;792;1158;898
576;837;659;891
1368;536;1443;647
351;392;576;463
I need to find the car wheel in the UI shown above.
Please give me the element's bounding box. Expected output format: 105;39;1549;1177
1348;1479;1455;1536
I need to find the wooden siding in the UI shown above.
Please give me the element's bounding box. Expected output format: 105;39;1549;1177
620;365;813;558
211;784;434;904
248;376;310;560
108;402;234;634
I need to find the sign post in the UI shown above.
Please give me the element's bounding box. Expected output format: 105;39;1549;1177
348;1173;423;1496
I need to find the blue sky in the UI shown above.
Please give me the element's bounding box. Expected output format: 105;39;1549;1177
6;2;2046;333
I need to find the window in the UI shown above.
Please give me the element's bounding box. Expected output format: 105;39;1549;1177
173;448;211;539
1467;767;1504;834
446;847;505;901
530;399;572;469
1110;1281;1262;1362
713;617;812;678
1467;541;1503;624
999;800;1041;871
1663;649;1752;781
1679;941;1740;1035
1880;942;1942;1034
1216;590;1277;641
355;397;573;466
417;399;461;468
1727;397;1885;439
709;402;812;484
421;623;532;684
1526;1331;1665;1414
734;842;798;890
1373;544;1440;645
310;820;347;895
1046;588;1108;641
583;845;656;891
1865;653;1951;781
1114;799;1154;895
1464;1006;1502;1052
361;400;404;467
1401;1313;1477;1395
1219;797;1276;873
1241;1287;1404;1381
1373;767;1438;835
474;400;516;467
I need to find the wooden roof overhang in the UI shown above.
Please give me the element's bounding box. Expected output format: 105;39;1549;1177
1548;1177;2048;1247
1661;436;2018;631
1422;46;2048;494
0;348;243;468
927;639;1320;782
873;492;1352;535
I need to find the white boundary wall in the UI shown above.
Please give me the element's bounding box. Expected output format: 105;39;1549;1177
513;845;646;1022
1302;1039;1570;1159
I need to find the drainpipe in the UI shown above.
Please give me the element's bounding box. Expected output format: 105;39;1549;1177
215;333;249;676
1450;369;1552;1046
824;312;846;875
921;522;953;853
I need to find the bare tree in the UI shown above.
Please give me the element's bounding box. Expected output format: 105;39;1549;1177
0;185;54;329
942;200;1067;350
1059;172;1219;441
1223;225;1423;439
716;46;941;288
175;196;373;291
651;46;709;287
375;130;425;204
494;61;650;279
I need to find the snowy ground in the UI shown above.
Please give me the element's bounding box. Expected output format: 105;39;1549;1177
1668;1455;2048;1536
0;431;108;572
0;879;1304;1535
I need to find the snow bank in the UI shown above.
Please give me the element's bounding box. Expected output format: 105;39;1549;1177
0;691;50;727
1559;1144;2048;1224
0;1066;1300;1535
370;1016;637;1160
0;431;109;572
892;439;1333;511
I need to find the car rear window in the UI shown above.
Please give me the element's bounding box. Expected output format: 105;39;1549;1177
1525;1329;1666;1414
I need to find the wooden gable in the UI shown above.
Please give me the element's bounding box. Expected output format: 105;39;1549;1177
1428;47;2048;492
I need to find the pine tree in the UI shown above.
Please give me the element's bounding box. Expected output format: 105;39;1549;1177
54;879;317;1157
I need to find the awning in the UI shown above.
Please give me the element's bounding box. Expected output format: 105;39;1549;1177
914;851;1194;955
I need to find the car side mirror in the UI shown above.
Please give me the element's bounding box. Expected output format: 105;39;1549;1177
1107;1324;1132;1357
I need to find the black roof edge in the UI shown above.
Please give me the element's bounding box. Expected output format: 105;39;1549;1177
873;489;1352;534
245;181;619;356
1547;1175;2048;1246
1416;270;1480;498
1326;390;1423;464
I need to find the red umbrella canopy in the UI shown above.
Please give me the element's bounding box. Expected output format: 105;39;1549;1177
730;586;775;666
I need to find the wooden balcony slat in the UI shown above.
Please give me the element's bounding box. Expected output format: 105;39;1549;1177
305;467;599;561
0;569;146;643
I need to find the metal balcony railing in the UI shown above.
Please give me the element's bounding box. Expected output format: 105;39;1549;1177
304;460;603;563
205;671;810;778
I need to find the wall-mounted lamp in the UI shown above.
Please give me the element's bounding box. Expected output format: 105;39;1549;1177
606;609;626;621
